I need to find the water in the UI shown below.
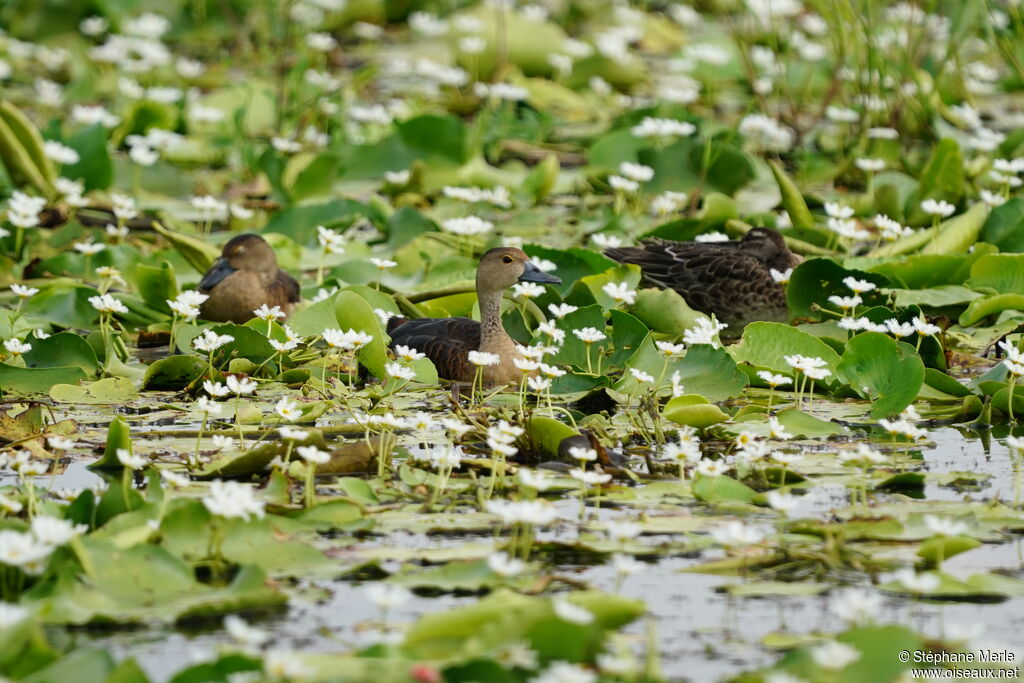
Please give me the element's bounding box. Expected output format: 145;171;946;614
7;422;1013;681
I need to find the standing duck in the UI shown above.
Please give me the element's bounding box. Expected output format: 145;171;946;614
604;228;802;334
387;247;560;384
198;234;301;323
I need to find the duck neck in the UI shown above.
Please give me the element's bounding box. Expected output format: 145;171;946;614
477;288;513;356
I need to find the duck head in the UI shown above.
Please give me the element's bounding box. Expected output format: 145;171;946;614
476;247;561;294
742;227;803;269
199;234;279;290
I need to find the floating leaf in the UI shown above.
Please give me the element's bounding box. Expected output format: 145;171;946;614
836;332;925;419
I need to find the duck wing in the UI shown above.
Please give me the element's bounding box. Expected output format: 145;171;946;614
605;240;788;331
388;317;481;382
272;269;301;304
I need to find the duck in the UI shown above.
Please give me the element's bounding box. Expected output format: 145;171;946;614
604;228;802;335
387;247;561;384
198;233;301;324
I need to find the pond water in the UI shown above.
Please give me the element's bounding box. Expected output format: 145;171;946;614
8;421;1021;682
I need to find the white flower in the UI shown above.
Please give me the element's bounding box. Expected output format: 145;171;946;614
365;583;412;609
202;380;231;398
572;327;606;344
884;319;915;338
629;368;655;384
474;82;530;101
487;552;527;577
74;241;105;255
202;480;265;520
810;640;861;669
224;614;269;647
0;530;53;571
30;516;86;547
765;490;800;513
569;468;612;485
296;445;330;465
711;521;765;546
607;175;639;193
3;339;31;356
895;568;940;593
379;168;411;186
274;398;301;421
226;375;257;395
394;345;425;362
553;598;594;624
385;362;416;381
161;469;190;488
855;158;885;172
546;303;576;320
512;282;546;299
43;140;79;165
532;662;596;683
193;330;234;353
86;294;128;315
269;338;298;353
757;371;791;387
117;448;147;469
618;162;654;182
831;589;882;623
370;257;397;270
591;233;622;249
612;553;644;576
924;515;969;536
920;198;956;217
46;436;75;451
828;295;862;310
770;268;792;284
253;304;285;321
568;446;597;462
485;499;558;525
842;276;876;294
683;316;728;347
0;602;30;628
518;469;554;491
825;202;855;219
602;282;637;306
467;350;501;366
631;116;696;139
168;300;200;319
696;459;728;477
279;427;308;441
606;520;642;541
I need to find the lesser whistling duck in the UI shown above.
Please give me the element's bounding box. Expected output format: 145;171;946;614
604;228;802;335
387;247;560;384
198;234;300;324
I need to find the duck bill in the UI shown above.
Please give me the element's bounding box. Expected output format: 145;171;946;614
518;261;561;285
199;258;237;290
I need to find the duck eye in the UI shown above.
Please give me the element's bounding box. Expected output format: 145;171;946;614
502;255;514;264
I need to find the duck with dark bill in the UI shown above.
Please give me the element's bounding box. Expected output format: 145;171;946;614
198;234;301;324
387;247;560;385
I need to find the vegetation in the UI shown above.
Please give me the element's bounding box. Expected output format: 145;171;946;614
2;0;1024;681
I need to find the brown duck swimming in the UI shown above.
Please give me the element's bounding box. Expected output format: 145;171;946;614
604;228;802;334
387;247;560;384
198;234;300;323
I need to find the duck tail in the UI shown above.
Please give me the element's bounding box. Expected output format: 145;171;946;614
603;246;648;265
386;317;410;335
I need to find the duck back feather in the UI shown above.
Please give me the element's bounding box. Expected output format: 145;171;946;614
388;317;482;382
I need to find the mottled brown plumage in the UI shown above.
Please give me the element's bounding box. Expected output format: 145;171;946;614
604;228;802;336
388;248;560;384
198;234;300;324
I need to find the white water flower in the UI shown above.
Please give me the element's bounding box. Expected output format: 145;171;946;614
810;640;861;669
117;448;147;469
487;552;527;577
88;294;129;314
202;480;265;520
226;375;257;395
602;282;637;306
468;350;501;366
193;330;234;353
553;598;594;624
31;516;86;547
711;521;765;546
921;198;955;217
365;583;412;609
924;515;969;536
